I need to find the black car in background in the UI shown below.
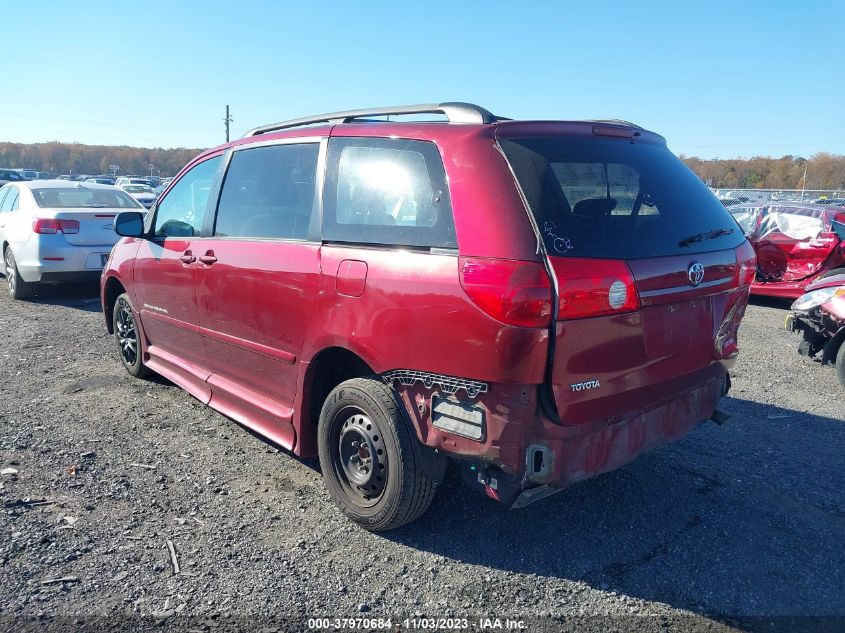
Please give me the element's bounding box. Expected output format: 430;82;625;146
0;169;25;186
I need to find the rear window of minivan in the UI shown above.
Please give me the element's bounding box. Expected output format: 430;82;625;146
500;137;745;259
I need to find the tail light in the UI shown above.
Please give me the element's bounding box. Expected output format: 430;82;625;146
460;257;552;328
549;257;639;320
33;218;80;235
734;240;756;286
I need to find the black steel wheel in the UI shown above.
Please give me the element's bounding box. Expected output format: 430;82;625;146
317;377;437;531
113;293;149;378
334;410;388;505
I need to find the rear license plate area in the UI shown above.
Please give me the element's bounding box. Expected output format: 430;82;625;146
642;297;713;358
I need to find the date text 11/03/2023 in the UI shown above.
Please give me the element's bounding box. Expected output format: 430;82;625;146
307;617;527;630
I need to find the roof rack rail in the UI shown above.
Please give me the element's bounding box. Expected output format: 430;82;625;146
243;102;499;137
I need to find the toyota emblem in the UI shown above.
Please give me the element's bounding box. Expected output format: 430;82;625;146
688;262;705;286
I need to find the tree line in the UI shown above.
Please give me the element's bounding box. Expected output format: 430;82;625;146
680;153;845;190
0;141;203;178
2;140;844;190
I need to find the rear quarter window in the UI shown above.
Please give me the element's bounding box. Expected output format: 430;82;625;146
500;137;745;259
322;138;457;249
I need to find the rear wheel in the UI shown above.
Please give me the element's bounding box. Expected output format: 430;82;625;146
836;340;845;388
317;377;437;531
4;247;36;300
113;293;149;378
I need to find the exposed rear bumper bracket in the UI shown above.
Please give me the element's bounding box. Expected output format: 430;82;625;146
710;408;731;425
510;484;562;509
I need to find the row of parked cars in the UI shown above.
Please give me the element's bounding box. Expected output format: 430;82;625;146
0;103;842;531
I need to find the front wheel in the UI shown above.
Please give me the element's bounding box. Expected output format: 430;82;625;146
317;377;437;531
836;340;845;387
4;248;36;300
113;293;149;378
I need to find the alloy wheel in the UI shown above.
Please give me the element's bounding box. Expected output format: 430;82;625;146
115;301;138;366
5;250;16;296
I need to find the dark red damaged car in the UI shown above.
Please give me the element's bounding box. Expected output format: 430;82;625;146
730;203;845;299
100;102;754;530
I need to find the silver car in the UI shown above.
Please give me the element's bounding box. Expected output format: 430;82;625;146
0;180;144;300
120;183;158;209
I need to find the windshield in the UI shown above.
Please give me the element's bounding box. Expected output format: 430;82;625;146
499;137;745;259
124;185;154;193
32;187;143;209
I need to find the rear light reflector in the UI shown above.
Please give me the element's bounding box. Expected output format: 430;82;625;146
549;257;639;320
734;240;757;286
460;257;553;328
33;218;80;235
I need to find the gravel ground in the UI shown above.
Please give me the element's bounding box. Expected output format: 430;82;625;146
0;284;843;633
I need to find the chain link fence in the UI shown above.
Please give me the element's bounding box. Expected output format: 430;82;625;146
711;188;845;207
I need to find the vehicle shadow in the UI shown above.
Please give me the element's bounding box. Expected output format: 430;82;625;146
25;281;102;313
381;397;845;620
749;295;792;310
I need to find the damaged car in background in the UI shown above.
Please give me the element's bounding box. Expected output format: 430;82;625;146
730;203;845;298
786;268;845;387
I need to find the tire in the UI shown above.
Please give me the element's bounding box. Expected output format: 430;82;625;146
317;377;437;531
836;340;845;388
113;293;149;378
818;267;845;280
4;247;37;300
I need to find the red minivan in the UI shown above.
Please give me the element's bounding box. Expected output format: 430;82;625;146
101;103;754;530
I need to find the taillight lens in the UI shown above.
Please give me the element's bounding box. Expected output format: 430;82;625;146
549;257;639;320
734;240;756;286
33;218;80;235
460;257;552;328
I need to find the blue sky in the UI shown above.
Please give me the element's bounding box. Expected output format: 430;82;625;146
3;0;843;158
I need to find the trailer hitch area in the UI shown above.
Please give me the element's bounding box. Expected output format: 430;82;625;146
510;484;563;509
710;409;731;426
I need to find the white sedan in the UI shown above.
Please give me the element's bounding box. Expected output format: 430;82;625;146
120;183;158;209
0;180;145;300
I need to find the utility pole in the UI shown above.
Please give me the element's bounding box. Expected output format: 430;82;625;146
800;163;808;202
224;105;233;142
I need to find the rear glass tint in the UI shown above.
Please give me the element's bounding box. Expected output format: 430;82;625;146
32;187;141;209
499;137;745;259
323;138;457;249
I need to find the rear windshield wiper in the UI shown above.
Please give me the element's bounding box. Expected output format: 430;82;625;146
678;228;735;248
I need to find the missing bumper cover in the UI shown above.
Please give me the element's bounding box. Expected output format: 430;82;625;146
431;395;485;441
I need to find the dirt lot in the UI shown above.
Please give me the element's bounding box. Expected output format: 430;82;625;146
0;283;843;632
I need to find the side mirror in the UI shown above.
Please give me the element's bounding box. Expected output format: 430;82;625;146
114;211;145;238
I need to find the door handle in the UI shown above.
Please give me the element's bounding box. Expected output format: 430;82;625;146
179;251;196;264
198;251;217;265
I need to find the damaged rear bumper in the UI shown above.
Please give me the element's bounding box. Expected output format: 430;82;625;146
390;366;726;506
